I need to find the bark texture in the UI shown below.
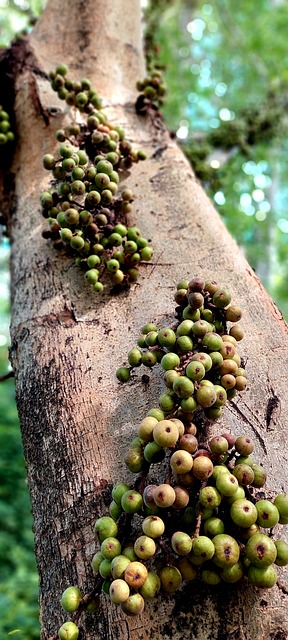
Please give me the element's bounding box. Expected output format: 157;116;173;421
0;1;288;639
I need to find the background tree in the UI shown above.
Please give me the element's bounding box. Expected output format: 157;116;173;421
0;1;288;639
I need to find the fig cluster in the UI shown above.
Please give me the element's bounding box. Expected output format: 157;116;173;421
0;105;14;145
135;68;167;115
87;429;288;620
40;65;153;292
117;276;247;418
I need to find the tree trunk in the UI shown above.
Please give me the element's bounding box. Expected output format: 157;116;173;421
1;1;288;639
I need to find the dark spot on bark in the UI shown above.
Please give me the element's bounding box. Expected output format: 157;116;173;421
266;391;281;430
270;632;287;640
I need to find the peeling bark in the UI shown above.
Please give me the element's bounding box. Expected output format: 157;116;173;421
0;1;288;639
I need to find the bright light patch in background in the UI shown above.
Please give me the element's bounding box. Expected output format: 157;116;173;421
215;82;227;97
252;189;265;202
240;193;252;207
243;206;255;216
219;108;235;121
187;18;206;40
277;218;288;233
210;160;220;168
0;334;8;347
214;191;226;205
176;125;189;140
254;173;272;188
14;0;29;7
242;161;256;175
255;211;267;222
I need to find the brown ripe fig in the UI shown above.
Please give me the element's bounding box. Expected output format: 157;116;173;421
194;449;212;459
185;423;197;435
192;456;214;481
143;484;158;508
188;276;205;292
235;376;248;391
172;486;190;509
221;432;236;449
221;374;236;389
219;359;238;376
220;341;236;359
225;305;242;322
230;324;244;341
153;484;176;508
170;418;185;436
233;463;255;486
174;472;197;488
187;291;204;309
179;433;198;453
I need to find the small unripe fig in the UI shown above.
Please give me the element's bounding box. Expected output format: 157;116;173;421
142;515;165;538
111;554;130;579
134;535;156;559
121;593;145;616
58;621;79;640
159;566;182;593
245;533;277;567
247;564;278;588
139;572;161;599
60;586;82;612
153;420;179;447
94;516;117;541
171;531;193;556
212;534;240;567
109;578;130;604
256;500;280;528
121;489;143;513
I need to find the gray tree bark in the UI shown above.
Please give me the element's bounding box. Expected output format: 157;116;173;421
0;1;287;638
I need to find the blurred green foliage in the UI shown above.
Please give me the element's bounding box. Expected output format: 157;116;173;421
0;0;45;47
145;0;288;319
0;368;40;638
